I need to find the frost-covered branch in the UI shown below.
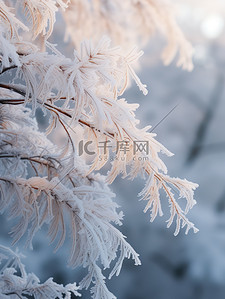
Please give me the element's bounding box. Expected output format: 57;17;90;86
0;245;80;298
63;0;193;70
0;1;198;298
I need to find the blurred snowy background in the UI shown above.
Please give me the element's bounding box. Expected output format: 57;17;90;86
1;0;225;298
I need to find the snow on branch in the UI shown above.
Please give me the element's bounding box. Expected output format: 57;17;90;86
63;0;193;70
0;1;198;298
0;102;140;297
22;0;68;40
0;174;140;295
0;0;28;39
0;245;80;298
0;35;198;236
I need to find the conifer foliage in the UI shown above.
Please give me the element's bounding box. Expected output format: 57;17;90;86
0;1;198;298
